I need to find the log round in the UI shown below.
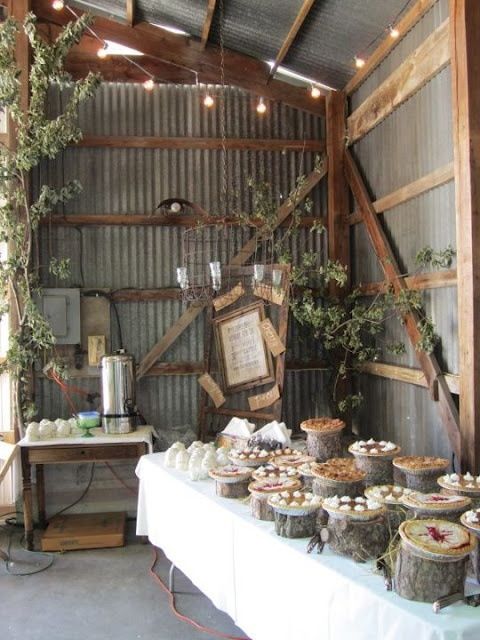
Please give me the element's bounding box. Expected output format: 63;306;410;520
305;431;343;462
274;511;318;538
394;545;468;602
352;455;393;486
327;515;388;563
215;479;250;499
250;493;274;521
312;477;365;499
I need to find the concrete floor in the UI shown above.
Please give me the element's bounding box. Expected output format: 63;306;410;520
0;521;246;640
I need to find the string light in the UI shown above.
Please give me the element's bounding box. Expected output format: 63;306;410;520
310;84;321;99
256;97;266;114
354;56;366;69
143;78;155;91
389;25;400;39
203;93;214;107
96;43;108;59
52;0;65;9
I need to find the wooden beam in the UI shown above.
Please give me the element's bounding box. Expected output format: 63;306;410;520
137;168;325;378
450;0;480;471
349;163;454;225
344;148;461;462
41;214;325;229
358;361;459;395
358;269;457;296
268;0;315;80
126;0;134;27
347;20;450;145
74;136;325;152
200;0;217;49
32;0;325;116
345;0;440;95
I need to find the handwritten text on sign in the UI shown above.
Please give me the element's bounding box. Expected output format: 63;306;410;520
260;318;286;357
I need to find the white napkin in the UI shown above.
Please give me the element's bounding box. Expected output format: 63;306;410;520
222;417;256;437
251;420;292;446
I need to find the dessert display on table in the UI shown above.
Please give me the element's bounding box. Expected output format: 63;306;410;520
392;455;449;492
251;463;301;482
208;465;253;498
460;508;480;582
248;478;302;521
400;491;472;522
311;459;366;498
268;489;322;538
364;484;412;530
348;438;400;485
322;495;388;561
228;446;272;467
394;519;476;603
438;472;480;507
266;449;315;467
300;417;345;462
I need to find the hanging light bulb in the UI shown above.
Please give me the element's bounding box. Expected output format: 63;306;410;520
256;97;267;114
143;78;155;91
310;84;321;99
203;93;214;108
354;56;366;69
209;261;222;291
52;0;64;9
97;43;108;59
389;25;400;39
176;267;189;290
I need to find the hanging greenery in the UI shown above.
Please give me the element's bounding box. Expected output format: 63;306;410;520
0;12;100;433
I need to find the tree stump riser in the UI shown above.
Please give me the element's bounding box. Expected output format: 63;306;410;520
274;511;317;538
393;468;442;492
327;515;388;562
250;494;275;521
312;477;365;499
306;432;343;462
353;456;393;486
216;480;250;499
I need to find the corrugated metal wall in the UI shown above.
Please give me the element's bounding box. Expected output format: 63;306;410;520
350;0;456;459
34;84;327;440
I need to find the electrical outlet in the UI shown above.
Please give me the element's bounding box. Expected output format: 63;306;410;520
88;335;106;366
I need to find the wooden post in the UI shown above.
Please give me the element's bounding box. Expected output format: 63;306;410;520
449;0;480;471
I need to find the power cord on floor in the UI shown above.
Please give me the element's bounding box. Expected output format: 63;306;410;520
0;517;54;576
149;546;250;640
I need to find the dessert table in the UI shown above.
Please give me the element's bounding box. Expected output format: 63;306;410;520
136;452;480;640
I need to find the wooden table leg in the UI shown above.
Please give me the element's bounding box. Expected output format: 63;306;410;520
21;447;34;551
36;464;46;529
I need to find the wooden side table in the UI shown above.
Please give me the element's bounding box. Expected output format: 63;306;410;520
20;438;150;550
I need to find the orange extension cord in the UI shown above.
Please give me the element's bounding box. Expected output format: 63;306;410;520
149;547;250;640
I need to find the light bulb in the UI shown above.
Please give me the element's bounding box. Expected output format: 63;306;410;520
52;0;64;10
97;44;108;59
209;261;222;291
143;78;155;91
389;26;400;39
203;94;214;107
310;85;321;99
256;97;267;114
354;56;366;69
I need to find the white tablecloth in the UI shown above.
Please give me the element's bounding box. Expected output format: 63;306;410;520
136;453;480;640
19;425;154;453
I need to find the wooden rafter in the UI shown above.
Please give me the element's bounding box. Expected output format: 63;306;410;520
268;0;315;80
32;0;325;116
358;269;457;296
344;148;462;463
200;0;217;49
449;0;480;471
126;0;135;27
345;0;440;95
137;165;326;379
347;19;450;145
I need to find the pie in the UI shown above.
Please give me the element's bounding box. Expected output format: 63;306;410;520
322;495;385;520
438;472;480;493
228;447;272;466
271;452;316;467
298;461;317;477
300;418;345;434
399;519;475;557
251;463;301;481
349;438;400;456
208;465;252;483
248;478;302;495
392;456;449;473
401;491;471;512
311;460;366;482
364;484;413;505
267;489;322;512
461;509;480;530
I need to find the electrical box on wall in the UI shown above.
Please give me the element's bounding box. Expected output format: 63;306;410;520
40;289;81;344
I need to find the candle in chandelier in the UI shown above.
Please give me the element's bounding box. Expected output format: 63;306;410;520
209;261;222;291
272;268;282;289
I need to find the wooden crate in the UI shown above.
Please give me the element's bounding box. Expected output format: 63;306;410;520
41;512;126;552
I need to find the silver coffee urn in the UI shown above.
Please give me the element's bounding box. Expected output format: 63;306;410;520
101;350;137;434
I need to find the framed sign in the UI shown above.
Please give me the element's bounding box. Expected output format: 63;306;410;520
214;301;274;393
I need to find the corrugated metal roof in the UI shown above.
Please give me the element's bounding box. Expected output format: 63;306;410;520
66;0;418;90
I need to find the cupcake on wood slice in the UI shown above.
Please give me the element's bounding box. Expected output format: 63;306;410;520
268;490;322;538
438;472;480;508
364;484;412;532
300;417;345;462
311;459;366;498
322;495;387;562
348;438;400;486
392;456;449;492
209;465;253;498
228;446;272;467
401;491;471;522
251;463;301;482
394;519;476;603
248;478;302;521
460;509;480;583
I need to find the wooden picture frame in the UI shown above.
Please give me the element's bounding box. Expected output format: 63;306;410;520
214;301;274;394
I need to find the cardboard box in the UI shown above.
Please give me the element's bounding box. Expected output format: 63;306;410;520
41;512;126;552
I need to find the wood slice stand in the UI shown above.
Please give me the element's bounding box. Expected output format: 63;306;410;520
394;468;445;493
250;492;274;521
394;545;468;602
305;431;343;462
312;477;365;499
327;515;388;562
215;479;250;499
352;455;394;486
274;511;318;538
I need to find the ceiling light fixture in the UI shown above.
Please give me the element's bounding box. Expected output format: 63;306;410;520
354;56;366;69
389;25;400;39
143;78;155;91
203;93;214;107
310;84;321;99
52;0;65;10
256;97;267;114
97;44;108;59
